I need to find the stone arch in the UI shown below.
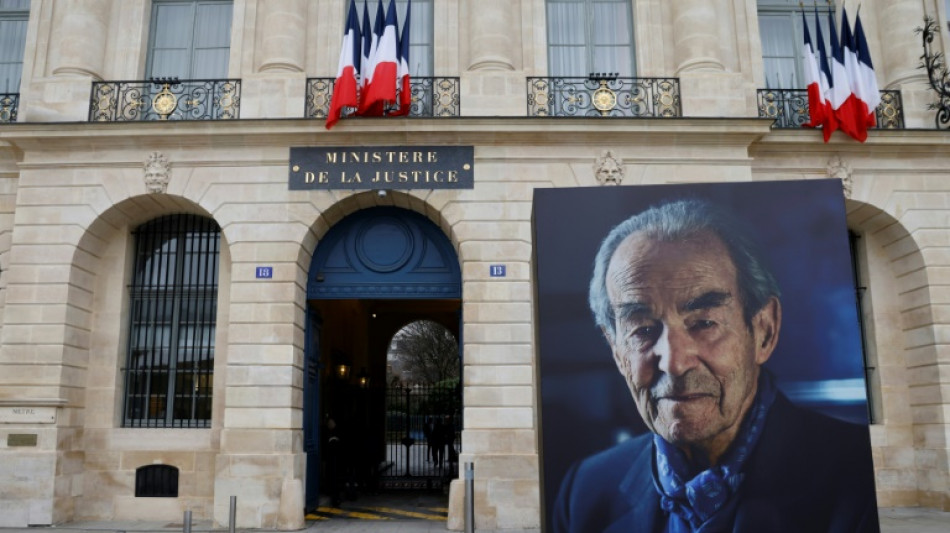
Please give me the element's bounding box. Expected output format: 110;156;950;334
844;197;943;507
71;193;231;518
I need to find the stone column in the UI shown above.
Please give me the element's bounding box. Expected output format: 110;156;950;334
669;0;750;116
671;0;724;73
876;0;930;127
48;0;111;78
258;0;307;73
461;0;524;115
241;0;310;118
467;0;516;71
21;0;114;121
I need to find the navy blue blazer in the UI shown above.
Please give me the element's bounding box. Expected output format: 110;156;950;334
552;394;880;533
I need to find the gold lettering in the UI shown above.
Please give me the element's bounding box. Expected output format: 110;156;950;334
319;172;329;183
428;151;438;163
398;171;408;182
305;172;316;184
372;152;382;163
386;151;397;163
448;170;459;182
432;171;444;182
326;153;338;163
372;172;381;183
413;152;423;163
349;151;362;163
412;170;422;182
399;151;409;163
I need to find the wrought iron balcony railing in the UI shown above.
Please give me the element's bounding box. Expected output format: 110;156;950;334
757;88;904;129
89;78;241;122
305;77;461;119
0;93;17;123
527;77;681;117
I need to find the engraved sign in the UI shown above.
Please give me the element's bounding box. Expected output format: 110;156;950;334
289;146;474;190
0;406;56;424
8;434;38;447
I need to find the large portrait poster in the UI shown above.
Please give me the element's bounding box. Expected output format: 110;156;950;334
535;180;880;533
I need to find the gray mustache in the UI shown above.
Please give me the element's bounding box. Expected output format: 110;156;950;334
650;371;719;400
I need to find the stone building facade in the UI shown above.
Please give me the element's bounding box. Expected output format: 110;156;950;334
0;0;948;529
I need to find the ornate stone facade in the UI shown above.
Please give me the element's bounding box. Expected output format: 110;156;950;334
1;1;949;530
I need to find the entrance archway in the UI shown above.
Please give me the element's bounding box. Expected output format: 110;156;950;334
304;206;462;511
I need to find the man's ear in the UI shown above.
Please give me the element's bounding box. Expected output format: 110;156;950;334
752;296;781;365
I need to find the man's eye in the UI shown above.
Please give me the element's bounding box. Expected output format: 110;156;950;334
632;325;660;340
690;320;716;330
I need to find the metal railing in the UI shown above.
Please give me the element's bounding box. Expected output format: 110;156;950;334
305;77;461;119
0;93;18;123
89;78;241;121
527;76;681;117
756;88;904;129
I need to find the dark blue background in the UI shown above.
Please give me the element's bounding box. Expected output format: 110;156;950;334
533;180;870;524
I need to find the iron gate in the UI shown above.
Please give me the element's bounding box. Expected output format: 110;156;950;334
382;384;461;489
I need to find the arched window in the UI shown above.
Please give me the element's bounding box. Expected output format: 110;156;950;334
546;0;636;77
123;214;220;428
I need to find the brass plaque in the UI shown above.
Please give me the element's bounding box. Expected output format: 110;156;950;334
8;433;38;447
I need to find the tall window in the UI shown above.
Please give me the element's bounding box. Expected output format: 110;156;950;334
0;0;29;93
546;0;635;77
356;0;433;76
758;0;834;88
146;0;233;79
848;230;880;424
124;215;220;428
396;0;432;76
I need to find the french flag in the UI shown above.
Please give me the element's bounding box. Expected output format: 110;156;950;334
390;0;412;116
801;9;824;129
325;0;362;129
836;6;864;141
853;12;880;130
812;7;837;140
827;7;853;140
359;0;399;115
359;0;373;95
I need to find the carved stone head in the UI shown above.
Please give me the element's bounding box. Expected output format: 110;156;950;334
144;151;170;194
594;150;624;185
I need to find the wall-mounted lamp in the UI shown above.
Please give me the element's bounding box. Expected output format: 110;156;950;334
358;368;370;388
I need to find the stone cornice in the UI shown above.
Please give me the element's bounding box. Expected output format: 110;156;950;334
0;117;775;152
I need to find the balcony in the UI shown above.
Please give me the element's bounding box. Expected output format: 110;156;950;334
89;78;241;121
0;93;17;123
305;77;461;119
757;89;904;129
527;76;681;117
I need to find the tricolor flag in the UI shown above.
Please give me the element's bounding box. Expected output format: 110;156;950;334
325;0;362;129
801;10;825;129
853;12;880;130
836;6;864;142
359;0;373;95
812;7;837;141
390;0;412;116
827;8;853;139
360;0;399;115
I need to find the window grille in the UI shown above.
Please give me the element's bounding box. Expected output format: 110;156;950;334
123;214;220;428
0;0;29;94
135;464;179;497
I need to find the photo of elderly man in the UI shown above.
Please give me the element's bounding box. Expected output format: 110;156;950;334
535;181;879;533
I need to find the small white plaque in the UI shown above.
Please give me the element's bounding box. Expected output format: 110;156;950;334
0;406;57;424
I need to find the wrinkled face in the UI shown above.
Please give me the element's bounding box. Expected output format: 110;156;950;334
604;231;778;461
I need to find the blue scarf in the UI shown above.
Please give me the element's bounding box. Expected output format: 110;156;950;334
652;372;777;532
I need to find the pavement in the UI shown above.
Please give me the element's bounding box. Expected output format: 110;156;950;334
1;506;949;533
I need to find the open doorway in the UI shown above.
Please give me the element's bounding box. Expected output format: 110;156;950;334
303;206;462;518
309;299;461;516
